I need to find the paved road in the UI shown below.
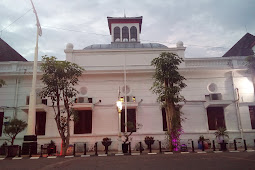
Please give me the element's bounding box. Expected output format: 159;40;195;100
1;152;255;170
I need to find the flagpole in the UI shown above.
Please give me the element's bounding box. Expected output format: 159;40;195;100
26;0;41;136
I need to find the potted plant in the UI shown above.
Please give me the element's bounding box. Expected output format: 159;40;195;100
122;122;142;153
215;127;229;151
47;140;56;155
3;118;27;157
102;137;112;154
144;136;155;149
198;135;208;150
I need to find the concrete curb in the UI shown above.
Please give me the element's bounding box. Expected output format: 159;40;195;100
81;155;90;157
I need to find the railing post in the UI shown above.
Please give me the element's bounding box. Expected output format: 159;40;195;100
191;141;194;152
18;146;22;157
202;141;204;151
159;141;162;153
73;144;76;156
149;141;152;153
212;140;216;151
234;140;237;150
244;140;247;151
129;142;131;154
29;145;32;157
84;143;86;155
95;142;98;156
139;142;142;154
40;145;43;157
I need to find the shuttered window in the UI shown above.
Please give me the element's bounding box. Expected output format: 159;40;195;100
249;106;255;129
121;109;136;132
0;112;3;136
74;110;92;134
35;112;46;135
207;107;225;130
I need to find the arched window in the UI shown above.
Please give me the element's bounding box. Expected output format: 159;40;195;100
130;26;137;41
114;27;120;42
122;26;129;42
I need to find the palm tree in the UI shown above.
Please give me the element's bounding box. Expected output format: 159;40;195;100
214;127;229;142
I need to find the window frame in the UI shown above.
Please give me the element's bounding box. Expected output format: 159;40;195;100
121;109;136;132
74;110;92;134
207;107;226;130
122;26;129;42
130;26;137;41
35;112;46;136
249;106;255;129
114;26;120;42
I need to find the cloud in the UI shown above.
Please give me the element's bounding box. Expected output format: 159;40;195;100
0;0;254;60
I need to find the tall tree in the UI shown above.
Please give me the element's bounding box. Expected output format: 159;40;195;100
4;118;27;145
151;52;186;151
40;56;84;155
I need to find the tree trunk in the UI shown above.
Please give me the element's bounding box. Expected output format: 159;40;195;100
166;102;175;152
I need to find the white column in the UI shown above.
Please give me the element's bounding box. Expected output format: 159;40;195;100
26;26;39;135
118;111;122;152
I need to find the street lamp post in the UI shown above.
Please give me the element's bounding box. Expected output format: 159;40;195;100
116;100;123;152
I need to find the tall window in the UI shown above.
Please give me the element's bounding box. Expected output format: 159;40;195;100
207;107;225;130
114;27;120;42
35;112;46;135
249;106;255;129
130;26;137;41
121;109;136;132
162;107;180;131
74;110;92;134
122;26;129;42
0;112;3;136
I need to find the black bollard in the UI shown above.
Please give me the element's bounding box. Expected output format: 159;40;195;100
18;146;21;157
244;140;247;151
212;140;216;151
40;145;43;157
149;141;152;153
234;140;237;150
139;142;142;154
159;141;162;153
105;145;108;154
202;140;204;151
95;142;98;156
128;142;131;154
73;144;76;156
84;143;87;155
29;145;32;157
191;141;194;152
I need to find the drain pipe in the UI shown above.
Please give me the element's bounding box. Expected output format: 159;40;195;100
231;71;243;140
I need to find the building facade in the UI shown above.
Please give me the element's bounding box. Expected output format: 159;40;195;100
0;17;255;152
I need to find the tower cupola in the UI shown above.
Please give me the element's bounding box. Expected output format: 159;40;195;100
107;16;143;43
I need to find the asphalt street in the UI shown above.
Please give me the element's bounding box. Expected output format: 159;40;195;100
0;152;255;170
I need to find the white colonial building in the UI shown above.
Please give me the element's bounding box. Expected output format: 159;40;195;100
0;16;255;152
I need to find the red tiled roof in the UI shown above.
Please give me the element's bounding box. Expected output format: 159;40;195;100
0;38;27;62
222;33;255;57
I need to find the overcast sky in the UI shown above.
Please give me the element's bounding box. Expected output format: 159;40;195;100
0;0;255;61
